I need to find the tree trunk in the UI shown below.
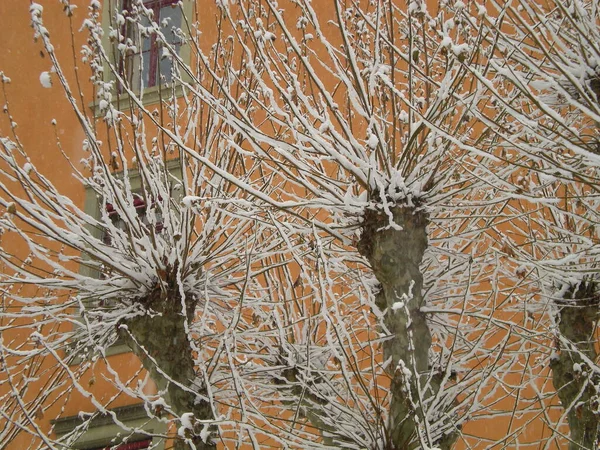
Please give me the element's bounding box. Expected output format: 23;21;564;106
358;203;453;449
118;278;215;450
551;280;600;450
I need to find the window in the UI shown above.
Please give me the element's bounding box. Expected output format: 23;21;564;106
83;160;182;270
120;0;183;91
103;192;164;246
52;404;166;450
72;161;183;360
94;0;193;114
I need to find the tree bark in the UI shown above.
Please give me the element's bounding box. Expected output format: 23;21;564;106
358;204;453;449
551;280;600;450
118;276;215;450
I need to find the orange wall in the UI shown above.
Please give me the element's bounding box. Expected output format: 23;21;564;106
0;1;572;449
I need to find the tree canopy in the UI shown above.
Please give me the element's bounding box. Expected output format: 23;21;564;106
0;1;599;449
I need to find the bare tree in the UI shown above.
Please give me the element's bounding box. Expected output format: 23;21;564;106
460;1;600;447
1;1;599;449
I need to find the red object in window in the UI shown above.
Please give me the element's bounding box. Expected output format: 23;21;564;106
105;195;151;215
89;438;152;450
102;194;162;246
132;195;146;209
105;199;145;216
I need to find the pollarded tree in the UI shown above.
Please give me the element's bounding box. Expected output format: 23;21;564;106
179;1;540;446
0;1;592;449
461;0;600;447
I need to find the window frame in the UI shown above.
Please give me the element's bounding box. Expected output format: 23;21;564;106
51;403;167;450
120;0;183;91
93;0;194;116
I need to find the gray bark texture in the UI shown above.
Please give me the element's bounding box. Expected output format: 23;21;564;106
358;203;453;449
118;270;216;450
551;280;600;450
275;365;343;447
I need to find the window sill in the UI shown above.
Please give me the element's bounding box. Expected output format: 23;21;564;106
52;403;166;450
89;82;184;118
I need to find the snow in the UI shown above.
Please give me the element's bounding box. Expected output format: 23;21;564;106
392;281;415;312
179;412;194;434
177;412;210;442
199;423;211;443
39;72;52;88
150;397;167;410
396;359;412;380
452;43;470;57
408;0;425;16
29;3;43;15
318;121;330;132
4;1;600;449
392;301;405;311
181;196;201;208
177;413;194;439
366;133;378;149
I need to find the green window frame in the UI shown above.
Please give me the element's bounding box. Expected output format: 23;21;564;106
52;403;167;450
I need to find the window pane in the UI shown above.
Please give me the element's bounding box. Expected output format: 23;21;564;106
158;58;172;83
141;16;152;53
159;5;182;45
141;50;151;87
157;5;181;83
121;0;181;90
